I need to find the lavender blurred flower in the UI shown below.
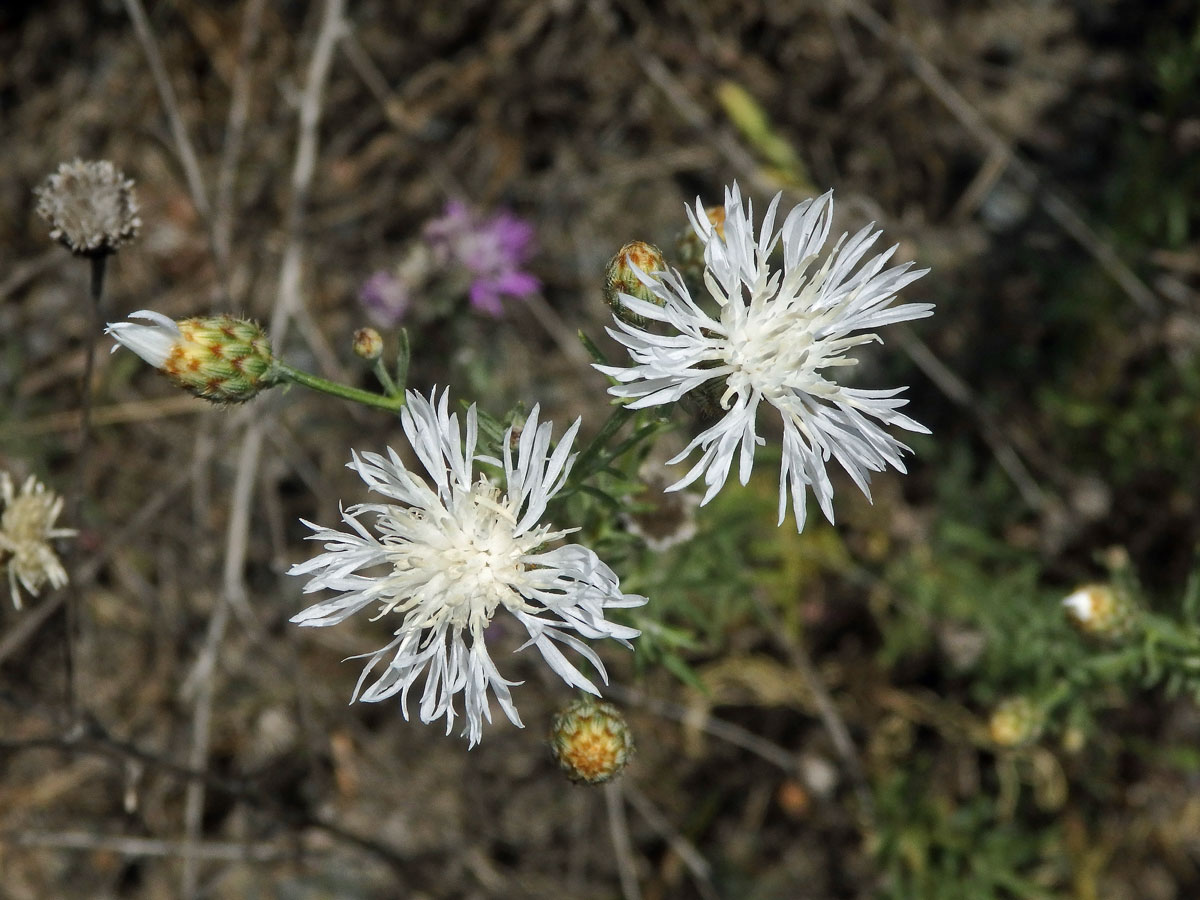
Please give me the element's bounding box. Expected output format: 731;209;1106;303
424;200;541;316
358;270;411;328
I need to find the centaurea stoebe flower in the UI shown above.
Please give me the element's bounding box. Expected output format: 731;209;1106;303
288;390;645;747
597;184;933;531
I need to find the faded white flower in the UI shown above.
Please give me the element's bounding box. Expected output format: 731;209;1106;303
289;390;645;747
597;184;933;531
0;473;76;609
34;159;141;256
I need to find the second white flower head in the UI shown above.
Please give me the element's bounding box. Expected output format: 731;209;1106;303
289;389;645;747
597;184;934;530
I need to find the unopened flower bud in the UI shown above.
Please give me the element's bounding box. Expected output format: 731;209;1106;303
34;159;141;257
988;696;1044;748
353;327;384;361
550;698;634;784
604;241;666;326
106;311;278;403
1062;583;1138;641
674;205;726;293
675;204;726;271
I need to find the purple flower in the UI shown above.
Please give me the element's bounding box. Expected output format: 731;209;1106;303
358;270;410;328
424;201;541;316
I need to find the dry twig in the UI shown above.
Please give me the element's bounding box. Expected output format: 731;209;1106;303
605;780;643;900
121;0;212;221
755;595;876;826
838;0;1161;317
624;782;718;900
177;2;345;894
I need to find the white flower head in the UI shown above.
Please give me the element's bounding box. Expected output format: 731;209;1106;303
289;389;646;747
597;184;934;531
0;473;77;609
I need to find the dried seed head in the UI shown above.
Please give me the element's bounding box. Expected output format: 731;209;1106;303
550;698;634;784
604;241;666;326
106;310;278;404
34;159;141;256
0;473;76;609
353;327;384;361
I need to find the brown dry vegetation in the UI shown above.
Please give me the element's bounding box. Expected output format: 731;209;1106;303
3;1;1200;898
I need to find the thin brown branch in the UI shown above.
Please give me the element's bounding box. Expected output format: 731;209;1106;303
897;327;1050;512
212;0;268;276
605;780;643;900
624;782;718;900
121;0;212;221
838;0;1161;317
755;595;876;825
178;2;345;894
604;683;799;773
0;719;411;875
2;831;305;863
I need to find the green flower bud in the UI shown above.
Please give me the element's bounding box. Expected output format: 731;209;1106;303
604;241;666;326
1062;583;1139;641
353;327;384;362
988;696;1044;748
106;311;278;403
674;204;725;290
550;698;634;784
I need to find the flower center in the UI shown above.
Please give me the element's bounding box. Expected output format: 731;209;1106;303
382;479;536;631
721;307;823;403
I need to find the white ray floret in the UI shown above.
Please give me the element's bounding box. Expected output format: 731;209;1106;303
597;184;934;531
288;389;645;747
105;309;181;368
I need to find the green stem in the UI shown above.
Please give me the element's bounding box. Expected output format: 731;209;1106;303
394;328;411;395
1143;613;1200;654
570;404;635;484
272;362;406;413
372;359;399;398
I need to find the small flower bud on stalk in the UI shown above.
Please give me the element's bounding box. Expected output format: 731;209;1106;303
604;241;666;327
353;327;384;362
1062;583;1139;641
550;698;634;784
106;311;279;404
988;696;1044;748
